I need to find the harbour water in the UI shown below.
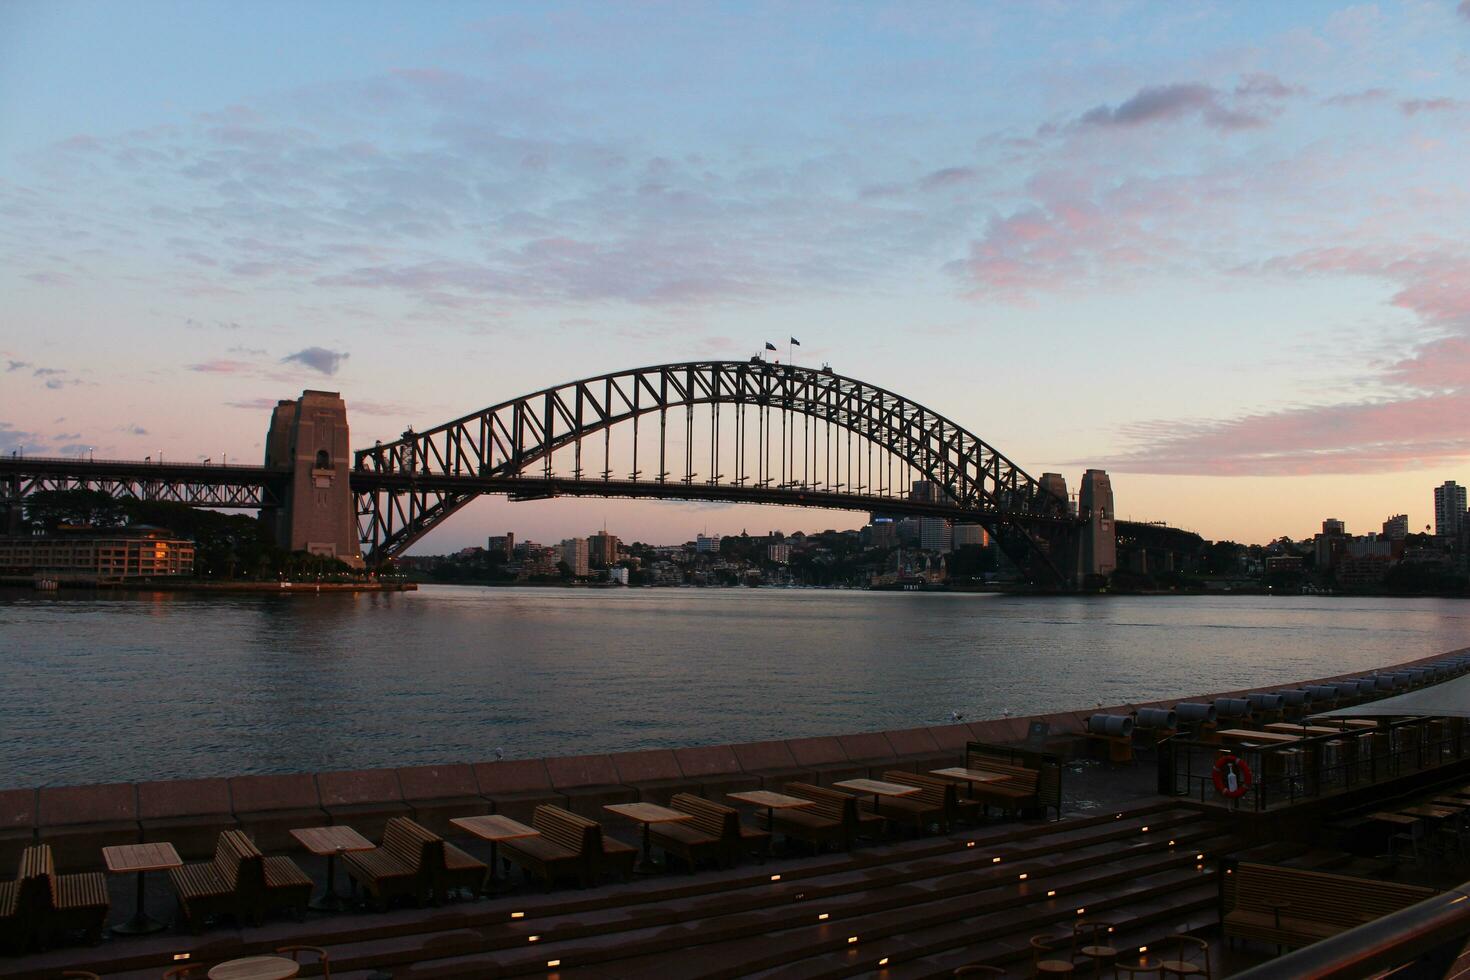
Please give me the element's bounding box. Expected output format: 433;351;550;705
1;586;1465;788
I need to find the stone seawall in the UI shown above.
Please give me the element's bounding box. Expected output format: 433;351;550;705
3;644;1466;871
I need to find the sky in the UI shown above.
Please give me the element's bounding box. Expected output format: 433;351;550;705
3;1;1470;550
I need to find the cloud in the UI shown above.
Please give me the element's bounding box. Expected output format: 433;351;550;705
1401;97;1469;115
918;166;979;191
118;423;149;436
1460;0;1470;21
226;397;287;411
282;346;349;375
32;367;64;377
1075;83;1269;132
1322;88;1391;107
1092;391;1470;476
6;360;29;372
188;359;252;373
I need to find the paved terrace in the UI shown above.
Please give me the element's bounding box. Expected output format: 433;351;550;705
2;644;1466;976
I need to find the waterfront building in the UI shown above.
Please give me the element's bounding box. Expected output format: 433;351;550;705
695;533;721;553
607;567;629;585
1434;481;1466;537
767;543;791;564
588;531;620;566
0;527;194;579
1382;515;1408;541
560;537;590;577
919;518;952;552
952;523;987;549
863;520;897;549
487;533;515;558
1314;518;1350;569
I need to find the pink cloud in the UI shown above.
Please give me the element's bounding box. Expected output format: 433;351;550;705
188;359;251;373
1096;391;1470;476
1401;97;1469;115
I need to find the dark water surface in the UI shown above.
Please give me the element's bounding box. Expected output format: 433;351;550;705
1;586;1466;787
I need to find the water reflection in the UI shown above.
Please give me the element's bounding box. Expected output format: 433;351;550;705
0;586;1465;786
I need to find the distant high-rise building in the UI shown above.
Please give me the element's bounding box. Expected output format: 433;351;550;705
559;537;589;577
587;531;620;566
952;524;987;549
1322;518;1345;536
695;534;721;553
1382;515;1408;541
909;480;948;504
766;543;791;564
1435;481;1466;536
864;521;897;549
919;519;952;552
488;532;515;558
1315;519;1349;569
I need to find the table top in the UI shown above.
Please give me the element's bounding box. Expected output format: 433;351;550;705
451;814;541;841
1400;805;1459;819
290;825;375;855
1336;719;1381;729
604;802;695;824
1115;955;1163;975
1264;723;1347;736
929;767;1007;784
208;955;301;980
1216;729;1300;744
832;778;922;797
1370;811;1421;826
727;790;818;809
102;842;182;874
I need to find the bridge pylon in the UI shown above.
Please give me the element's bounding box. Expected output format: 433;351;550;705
263;391;363;568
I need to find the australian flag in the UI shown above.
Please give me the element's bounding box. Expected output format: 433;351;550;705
790;337;800;346
765;342;777;351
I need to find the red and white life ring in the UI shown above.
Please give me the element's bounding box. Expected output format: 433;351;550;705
1213;754;1252;799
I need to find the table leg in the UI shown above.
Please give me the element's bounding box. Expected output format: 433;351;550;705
636;821;657;873
311;851;349;912
487;840;501;893
111;870;166;935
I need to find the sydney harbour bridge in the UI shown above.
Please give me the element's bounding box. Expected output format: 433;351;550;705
0;360;1200;589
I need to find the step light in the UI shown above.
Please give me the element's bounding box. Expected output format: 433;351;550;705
1047;890;1056;897
173;954;191;962
878;957;889;966
511;911;525;919
818;913;829;920
1018;873;1028;880
992;856;1001;863
770;873;782;881
529;935;540;943
547;959;561;969
848;936;859;944
1076;907;1086;915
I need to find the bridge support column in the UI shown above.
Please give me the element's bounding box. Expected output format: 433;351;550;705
263;391;363;568
1079;469;1116;584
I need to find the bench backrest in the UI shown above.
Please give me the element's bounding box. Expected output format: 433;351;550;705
669;793;739;840
17;845;56;914
880;771;950;809
381;816;445;873
964;753;1062;809
532;805;601;856
1227;862;1436;928
784;783;857;825
213;830;265;894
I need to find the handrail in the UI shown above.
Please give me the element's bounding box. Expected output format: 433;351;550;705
1232;882;1470;979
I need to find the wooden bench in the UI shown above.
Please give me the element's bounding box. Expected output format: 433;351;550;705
962;753;1061;820
440;841;489;901
1222;861;1436;951
0;874;21;955
17;844;110;949
876;771;956;833
500;805;629;889
900;771;982;826
168;829;264;932
258;848;313;922
653;794;769;869
342;816;444;909
761;783;882;852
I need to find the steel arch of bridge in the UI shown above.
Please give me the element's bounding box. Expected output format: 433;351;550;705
353;360;1079;582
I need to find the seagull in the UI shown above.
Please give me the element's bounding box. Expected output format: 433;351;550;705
950;711;965;722
493;747;504;761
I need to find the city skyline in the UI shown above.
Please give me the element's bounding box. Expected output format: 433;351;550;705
5;2;1470;549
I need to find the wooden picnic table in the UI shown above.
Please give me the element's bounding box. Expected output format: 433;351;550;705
451;815;541;891
1265;723;1353;736
1400;805;1459;820
604;802;694;873
1370;812;1421;827
208;956;300;980
1216;728;1301;745
727;790;816;828
102;841;182;936
290;825;374;912
833;778;921;815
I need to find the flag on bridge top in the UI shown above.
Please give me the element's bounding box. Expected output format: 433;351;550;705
790;337;801;346
765;341;777;351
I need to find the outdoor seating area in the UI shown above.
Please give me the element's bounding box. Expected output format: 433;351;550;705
2;799;1243;978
